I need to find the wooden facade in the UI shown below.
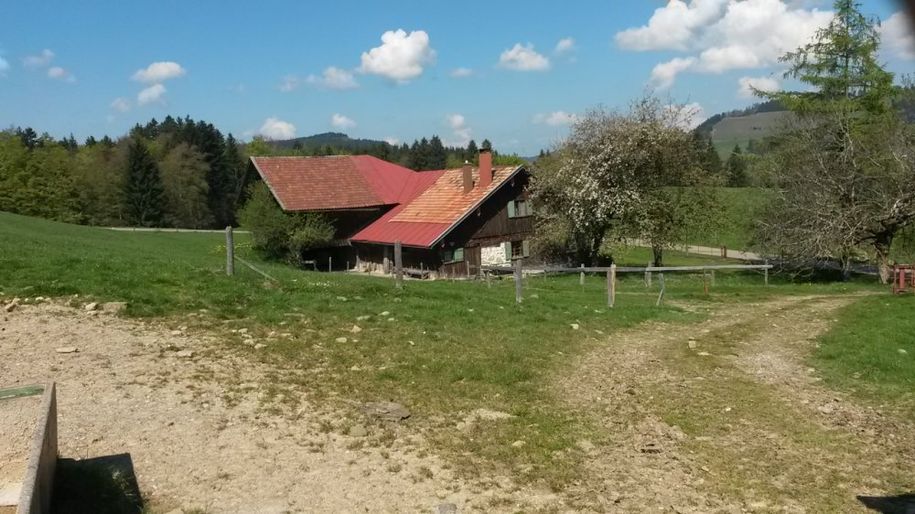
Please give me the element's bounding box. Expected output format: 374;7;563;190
349;170;534;278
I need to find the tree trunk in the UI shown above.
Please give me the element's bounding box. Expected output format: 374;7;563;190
840;255;852;282
874;233;894;285
652;246;663;268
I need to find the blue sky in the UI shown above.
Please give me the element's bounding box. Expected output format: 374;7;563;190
1;0;912;154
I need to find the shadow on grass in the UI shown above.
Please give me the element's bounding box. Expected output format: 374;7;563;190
858;493;915;513
52;454;143;514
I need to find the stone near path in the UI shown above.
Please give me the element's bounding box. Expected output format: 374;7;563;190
361;401;411;422
84;302;98;311
175;350;194;358
102;301;127;314
437;503;458;514
55;346;78;354
4;297;20;312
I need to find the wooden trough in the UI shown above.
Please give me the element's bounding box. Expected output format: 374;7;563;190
0;383;57;514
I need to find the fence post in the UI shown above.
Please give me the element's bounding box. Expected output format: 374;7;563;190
514;259;523;304
656;273;666;306
703;271;709;295
580;264;585;286
394;240;404;289
711;270;716;288
225;226;234;276
486;270;492;288
328;256;332;272
645;261;652;288
764;260;769;286
608;264;617;308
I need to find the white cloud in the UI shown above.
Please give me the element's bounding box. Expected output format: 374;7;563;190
498;43;550;71
881;11;915;61
0;56;8;76
650;57;696;89
306;66;358;90
110;97;131;113
131;61;186;83
23;49;54;69
358;29;436;83
738;76;780;98
445;114;472;147
331;113;356;130
137;83;167;105
554;37;576;54
384;137;400;146
279;75;303;92
665;102;706;129
47;66;75;82
259;117;296;140
533;111;578;126
618;0;833;87
450;67;474;78
616;0;729;51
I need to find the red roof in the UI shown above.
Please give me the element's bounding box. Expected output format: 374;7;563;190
250;155;421;211
251;155;524;248
352;165;523;248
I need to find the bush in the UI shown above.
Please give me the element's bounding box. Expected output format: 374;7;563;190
238;182;333;261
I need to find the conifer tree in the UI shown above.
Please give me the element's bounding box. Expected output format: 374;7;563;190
124;137;165;227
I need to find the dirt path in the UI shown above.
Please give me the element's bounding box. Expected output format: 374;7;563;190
555;294;915;512
0;302;549;513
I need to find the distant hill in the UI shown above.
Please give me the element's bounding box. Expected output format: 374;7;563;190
695;100;792;158
271;132;391;152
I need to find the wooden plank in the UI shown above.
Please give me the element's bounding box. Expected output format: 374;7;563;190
394;240;403;290
514;259;523;304
235;256;278;282
580;263;585;286
225;226;234;277
608;264;617;308
656;273;666;306
480;264;773;273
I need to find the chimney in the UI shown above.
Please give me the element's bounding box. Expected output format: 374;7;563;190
479;149;493;188
462;162;473;194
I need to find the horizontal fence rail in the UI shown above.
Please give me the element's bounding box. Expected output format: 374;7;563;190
480;264;772;273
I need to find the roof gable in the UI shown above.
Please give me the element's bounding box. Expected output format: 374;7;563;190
250;155;420;211
352;164;525;248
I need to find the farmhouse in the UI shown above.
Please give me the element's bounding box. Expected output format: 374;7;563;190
249;149;533;277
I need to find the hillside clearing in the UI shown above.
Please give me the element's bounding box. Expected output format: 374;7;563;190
2;213;911;512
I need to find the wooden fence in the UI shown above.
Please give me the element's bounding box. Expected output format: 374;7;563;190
480;262;773;306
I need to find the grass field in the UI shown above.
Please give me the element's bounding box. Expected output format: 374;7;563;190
4;211;913;507
813;293;915;416
682;187;774;250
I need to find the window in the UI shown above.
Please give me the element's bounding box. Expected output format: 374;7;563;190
504;240;531;260
441;246;464;263
507;198;532;218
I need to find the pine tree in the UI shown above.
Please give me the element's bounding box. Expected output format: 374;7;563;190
481;139;492;151
428;135;447;170
769;0;894;117
124;137;165;227
465;139;478;163
726;145;749;187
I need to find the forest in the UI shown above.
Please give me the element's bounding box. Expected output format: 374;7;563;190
0;117;524;229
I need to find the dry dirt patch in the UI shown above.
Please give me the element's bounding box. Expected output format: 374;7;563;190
554;294;915;512
0;302;549;513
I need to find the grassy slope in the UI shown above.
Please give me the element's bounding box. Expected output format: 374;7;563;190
681;187;774;250
710;111;792;158
813;293;915;416
0;211;883;489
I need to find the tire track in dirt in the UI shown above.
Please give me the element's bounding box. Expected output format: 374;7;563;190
554;293;915;512
0;301;554;513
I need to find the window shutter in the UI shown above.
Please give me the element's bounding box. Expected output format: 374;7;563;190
507;200;516;218
522;240;531;258
454;247;464;262
504;241;512;261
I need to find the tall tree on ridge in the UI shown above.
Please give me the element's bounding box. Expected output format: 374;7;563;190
124;137;165;227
